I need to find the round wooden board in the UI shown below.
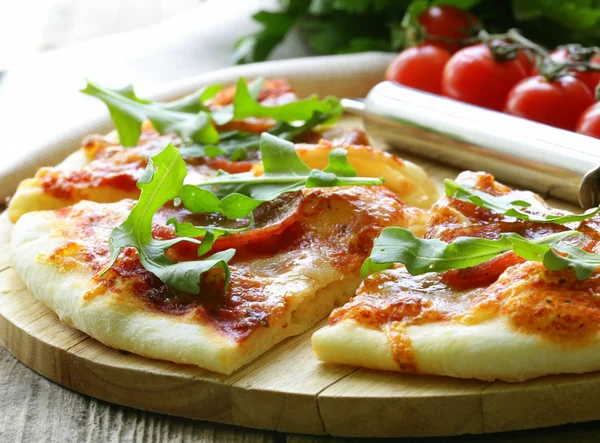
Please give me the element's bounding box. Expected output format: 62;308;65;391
4;55;600;438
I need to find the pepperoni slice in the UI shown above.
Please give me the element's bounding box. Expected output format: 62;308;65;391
437;221;571;290
441;251;526;290
153;192;303;261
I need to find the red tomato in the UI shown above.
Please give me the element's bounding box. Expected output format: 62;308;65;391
505;75;595;131
516;50;535;74
418;5;479;53
385;45;451;94
441;44;528;111
576;102;600;138
489;39;534;74
532;48;600;93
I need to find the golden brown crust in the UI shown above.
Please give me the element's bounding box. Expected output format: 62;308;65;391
12;183;425;373
314;171;600;381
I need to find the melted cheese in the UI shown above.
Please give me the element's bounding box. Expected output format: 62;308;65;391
313;171;600;381
11;185;425;373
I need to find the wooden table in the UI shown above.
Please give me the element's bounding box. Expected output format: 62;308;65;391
4;2;600;441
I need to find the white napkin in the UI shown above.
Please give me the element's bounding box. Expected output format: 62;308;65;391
0;0;313;198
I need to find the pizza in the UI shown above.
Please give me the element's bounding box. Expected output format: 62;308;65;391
7;78;435;223
313;171;600;381
10;143;430;374
6;79;301;222
8;78;438;374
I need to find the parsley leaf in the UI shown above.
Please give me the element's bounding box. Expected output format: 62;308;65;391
236;1;600;61
104;144;234;294
360;227;595;279
233;9;301;64
81;80;220;147
181;133;384;220
445;179;600;224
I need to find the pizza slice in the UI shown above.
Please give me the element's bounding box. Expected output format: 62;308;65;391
10;135;429;374
313;171;600;381
8;77;436;222
7;77;355;222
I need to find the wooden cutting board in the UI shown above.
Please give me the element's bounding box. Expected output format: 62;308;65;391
3;57;600;438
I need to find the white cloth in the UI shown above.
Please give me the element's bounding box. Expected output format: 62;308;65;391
0;0;312;196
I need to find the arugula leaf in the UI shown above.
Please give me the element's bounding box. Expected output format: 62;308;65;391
180;110;335;161
210;77;265;126
213;77;342;126
445;179;600;224
81;80;220;147
104;144;234;294
85;76;342;163
181;133;383;219
166;215;255;256
159;84;223;113
542;244;600;280
361;227;590;279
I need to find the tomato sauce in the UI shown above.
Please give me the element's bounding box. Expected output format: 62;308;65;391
38;130;259;201
333;172;600;370
43;185;409;343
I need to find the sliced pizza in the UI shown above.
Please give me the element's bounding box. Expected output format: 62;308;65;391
8;77;436;222
11;135;429;374
313;171;600;381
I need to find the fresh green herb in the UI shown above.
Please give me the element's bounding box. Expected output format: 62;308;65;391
235;0;600;63
209;77;266;126
212;77;342;125
166;215;255;256
445;179;600;224
360;227;600;280
83;77;342;161
104;144;235;294
158;84;223;113
540;243;600;280
233;9;303;64
179;110;336;161
181;133;384;220
81;80;219;147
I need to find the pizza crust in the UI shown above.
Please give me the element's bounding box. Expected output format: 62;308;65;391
10;205;363;374
313;172;600;382
313;317;600;382
11;177;413;374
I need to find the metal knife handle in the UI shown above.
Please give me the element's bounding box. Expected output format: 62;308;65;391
347;81;600;208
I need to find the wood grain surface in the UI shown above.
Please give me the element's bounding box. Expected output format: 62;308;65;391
4;336;600;443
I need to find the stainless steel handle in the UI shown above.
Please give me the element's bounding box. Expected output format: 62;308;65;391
345;81;600;208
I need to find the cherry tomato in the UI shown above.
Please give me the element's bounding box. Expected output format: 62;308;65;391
504;75;595;131
441;44;528;111
385;45;451;94
576;102;600;139
516;50;535;73
489;39;534;74
531;48;600;93
418;5;479;53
